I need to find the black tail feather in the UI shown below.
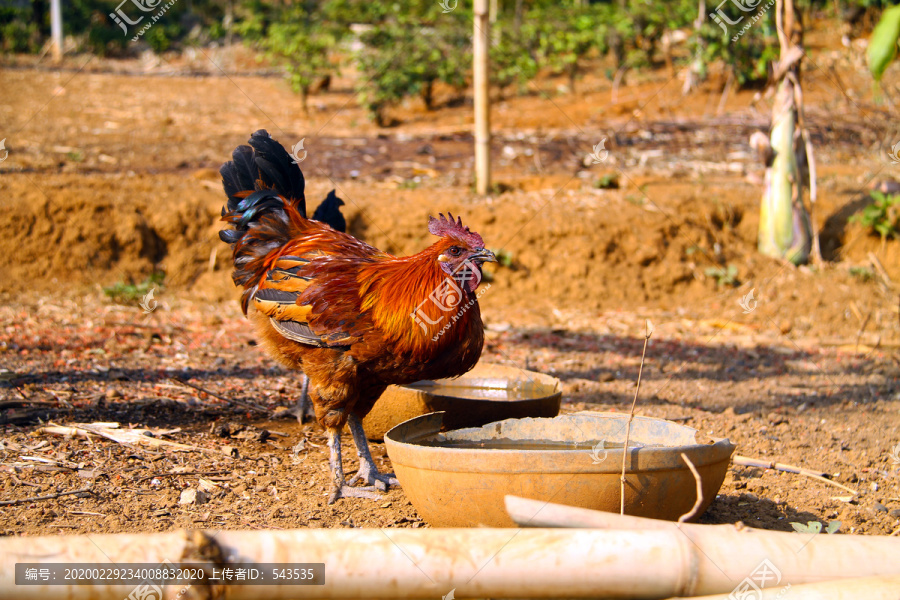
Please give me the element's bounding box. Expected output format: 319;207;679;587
219;131;348;312
219;129;306;218
311;190;346;233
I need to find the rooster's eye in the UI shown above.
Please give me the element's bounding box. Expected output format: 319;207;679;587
448;247;462;257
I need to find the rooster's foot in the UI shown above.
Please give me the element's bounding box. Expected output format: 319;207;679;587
346;413;400;491
328;484;380;504
348;461;399;492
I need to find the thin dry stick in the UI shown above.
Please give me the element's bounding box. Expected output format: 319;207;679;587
0;485;92;507
170;376;268;413
868;252;894;290
678;453;704;523
855;311;872;353
799;471;858;495
733;455;827;478
621;320;653;515
733;454;857;494
136;470;228;483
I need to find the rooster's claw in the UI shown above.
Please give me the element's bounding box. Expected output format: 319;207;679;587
348;463;400;491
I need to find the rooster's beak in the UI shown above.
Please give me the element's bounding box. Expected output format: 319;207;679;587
471;248;498;263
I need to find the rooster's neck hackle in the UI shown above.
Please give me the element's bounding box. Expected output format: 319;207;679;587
359;241;479;354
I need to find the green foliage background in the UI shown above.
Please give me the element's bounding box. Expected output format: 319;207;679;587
1;0;896;121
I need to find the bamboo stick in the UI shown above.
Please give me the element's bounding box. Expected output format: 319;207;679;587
2;525;900;599
505;495;733;531
473;0;491;195
667;575;900;599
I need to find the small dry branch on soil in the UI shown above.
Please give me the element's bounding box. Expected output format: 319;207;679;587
36;422;216;454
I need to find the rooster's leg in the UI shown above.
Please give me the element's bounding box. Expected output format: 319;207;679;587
346;413;400;491
293;374;314;424
325;426;379;504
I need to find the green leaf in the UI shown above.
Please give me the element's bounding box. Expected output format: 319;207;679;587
867;5;900;83
790;521;822;534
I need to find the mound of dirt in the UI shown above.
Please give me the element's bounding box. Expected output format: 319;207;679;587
1;171;895;345
1;172;224;295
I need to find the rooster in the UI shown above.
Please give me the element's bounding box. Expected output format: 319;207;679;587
219;130;496;503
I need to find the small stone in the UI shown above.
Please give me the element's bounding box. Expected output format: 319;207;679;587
767;412;786;426
178;488;209;505
889;509;900;518
874;502;887;513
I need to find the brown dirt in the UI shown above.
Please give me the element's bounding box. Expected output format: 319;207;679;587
1;17;900;543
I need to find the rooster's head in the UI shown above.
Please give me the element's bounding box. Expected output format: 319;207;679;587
428;213;496;291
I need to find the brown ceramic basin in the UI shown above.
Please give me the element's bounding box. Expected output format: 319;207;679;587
384;411;736;527
362;363;561;441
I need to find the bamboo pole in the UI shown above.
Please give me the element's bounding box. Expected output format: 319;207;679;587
2;526;900;599
506;495;736;531
667;575;900;600
50;0;63;63
473;0;491;195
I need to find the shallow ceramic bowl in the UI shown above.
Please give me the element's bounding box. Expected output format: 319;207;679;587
362;363;561;441
384;411;735;527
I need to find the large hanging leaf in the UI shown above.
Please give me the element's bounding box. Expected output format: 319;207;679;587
867;5;900;84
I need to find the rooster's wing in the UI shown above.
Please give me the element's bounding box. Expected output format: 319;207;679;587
251;230;385;349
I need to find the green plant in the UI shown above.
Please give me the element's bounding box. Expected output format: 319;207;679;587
867;4;900;102
103;272;165;305
491;248;514;268
692;0;779;88
490;21;539;98
705;264;738;287
0;20;39;53
594;173;620;189
145;25;173;54
791;520;841;535
263;2;344;114
850;191;900;239
849;266;875;282
530;4;606;93
356;7;471;125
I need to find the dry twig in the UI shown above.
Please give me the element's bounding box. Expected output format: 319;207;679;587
733;455;827;478
734;454;857;495
678;453;704;524
170;376;268;413
621;320;653;515
0;485;92;507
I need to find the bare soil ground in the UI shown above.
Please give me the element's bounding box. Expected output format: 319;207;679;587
1;23;900;541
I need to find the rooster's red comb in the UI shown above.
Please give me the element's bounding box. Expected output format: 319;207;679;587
427;213;485;248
